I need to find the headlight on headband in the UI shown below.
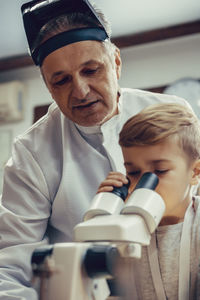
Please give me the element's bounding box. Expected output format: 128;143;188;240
21;0;109;66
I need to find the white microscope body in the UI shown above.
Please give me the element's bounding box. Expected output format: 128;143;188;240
32;173;165;300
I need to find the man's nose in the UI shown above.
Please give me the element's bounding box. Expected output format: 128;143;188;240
71;77;90;99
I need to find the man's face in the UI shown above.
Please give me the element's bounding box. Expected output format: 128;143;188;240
122;137;197;225
41;41;121;126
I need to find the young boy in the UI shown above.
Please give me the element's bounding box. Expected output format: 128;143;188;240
97;103;200;299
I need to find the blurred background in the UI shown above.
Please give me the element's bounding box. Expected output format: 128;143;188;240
0;0;200;192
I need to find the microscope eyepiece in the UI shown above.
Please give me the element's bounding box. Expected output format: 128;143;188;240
134;172;159;191
111;179;130;201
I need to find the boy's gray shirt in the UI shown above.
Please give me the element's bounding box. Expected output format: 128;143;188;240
126;196;200;300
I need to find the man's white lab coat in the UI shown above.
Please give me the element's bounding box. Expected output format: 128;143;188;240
0;88;187;299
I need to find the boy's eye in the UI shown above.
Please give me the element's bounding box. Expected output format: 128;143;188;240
127;171;141;177
127;170;168;177
155;169;168;175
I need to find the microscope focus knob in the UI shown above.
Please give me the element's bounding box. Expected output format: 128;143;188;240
84;245;120;278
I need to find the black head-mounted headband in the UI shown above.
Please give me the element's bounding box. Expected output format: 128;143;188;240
21;0;109;66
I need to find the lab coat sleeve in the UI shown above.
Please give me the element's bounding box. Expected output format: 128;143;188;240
0;138;51;299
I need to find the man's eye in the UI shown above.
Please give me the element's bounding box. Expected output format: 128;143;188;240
54;77;70;86
83;68;98;75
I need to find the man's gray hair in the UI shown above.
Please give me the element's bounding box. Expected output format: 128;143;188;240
32;4;113;51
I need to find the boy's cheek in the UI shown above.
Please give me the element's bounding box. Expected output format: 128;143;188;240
128;181;136;193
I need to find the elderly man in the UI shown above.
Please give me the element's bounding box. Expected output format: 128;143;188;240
0;0;188;299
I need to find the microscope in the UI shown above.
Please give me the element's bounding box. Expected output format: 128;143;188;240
32;173;165;300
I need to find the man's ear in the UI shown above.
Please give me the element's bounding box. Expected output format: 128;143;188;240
191;159;200;185
114;47;122;80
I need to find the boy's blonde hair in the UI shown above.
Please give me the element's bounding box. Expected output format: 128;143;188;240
119;103;200;161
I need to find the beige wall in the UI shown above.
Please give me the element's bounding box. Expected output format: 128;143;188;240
119;33;200;89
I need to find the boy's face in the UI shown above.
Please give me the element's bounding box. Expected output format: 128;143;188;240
122;136;199;225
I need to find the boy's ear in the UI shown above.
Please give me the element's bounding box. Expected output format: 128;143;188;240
191;159;200;185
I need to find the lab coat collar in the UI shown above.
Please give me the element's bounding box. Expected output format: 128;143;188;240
75;124;101;135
